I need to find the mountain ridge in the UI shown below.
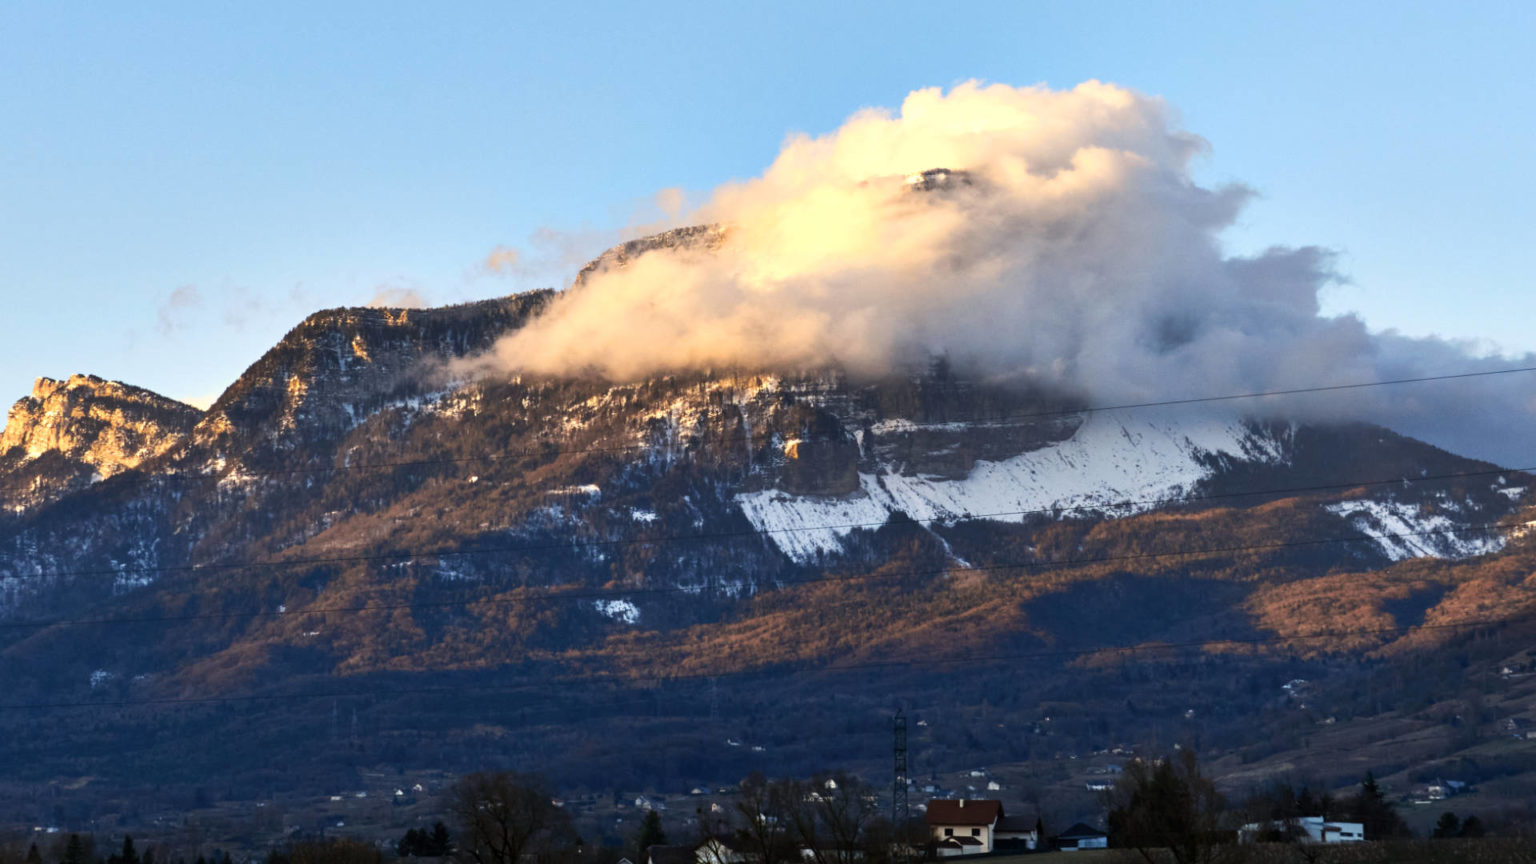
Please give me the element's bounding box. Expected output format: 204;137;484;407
0;231;1533;827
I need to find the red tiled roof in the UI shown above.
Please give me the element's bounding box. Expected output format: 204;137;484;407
925;799;1003;827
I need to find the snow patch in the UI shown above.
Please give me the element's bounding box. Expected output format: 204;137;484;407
593;599;640;624
736;410;1283;562
1325;498;1505;561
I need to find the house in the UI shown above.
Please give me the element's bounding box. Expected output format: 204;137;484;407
925;799;1003;856
1238;817;1364;845
1054;823;1108;851
1297;817;1364;844
924;799;1038;856
993;813;1040;852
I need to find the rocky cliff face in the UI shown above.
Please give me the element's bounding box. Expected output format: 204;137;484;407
0;374;200;512
2;374;198;472
191;293;554;473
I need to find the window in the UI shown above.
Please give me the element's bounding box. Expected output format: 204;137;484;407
971;829;980;837
944;829;953;837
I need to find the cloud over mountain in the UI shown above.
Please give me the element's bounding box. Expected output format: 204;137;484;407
463;81;1535;465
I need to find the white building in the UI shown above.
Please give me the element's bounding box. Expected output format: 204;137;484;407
925;799;1037;856
1239;816;1365;844
1299;817;1364;844
927;798;1000;856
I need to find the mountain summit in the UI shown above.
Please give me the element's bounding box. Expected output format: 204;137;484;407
0;374;200;511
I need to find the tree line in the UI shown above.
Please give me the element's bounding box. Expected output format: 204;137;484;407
1105;749;1531;863
7;758;1535;864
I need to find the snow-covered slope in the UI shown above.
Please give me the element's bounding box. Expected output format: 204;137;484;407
737;410;1291;562
1325;497;1506;561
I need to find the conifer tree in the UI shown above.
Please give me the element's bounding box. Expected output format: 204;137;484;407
1347;772;1409;839
62;835;87;864
636;809;668;860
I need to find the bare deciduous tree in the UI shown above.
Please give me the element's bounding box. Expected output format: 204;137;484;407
451;772;575;864
783;773;878;864
1106;750;1226;864
733;773;797;864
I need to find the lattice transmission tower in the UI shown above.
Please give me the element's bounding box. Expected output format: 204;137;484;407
893;710;910;864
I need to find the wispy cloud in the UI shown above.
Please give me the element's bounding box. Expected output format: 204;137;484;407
366;286;429;308
155;285;204;335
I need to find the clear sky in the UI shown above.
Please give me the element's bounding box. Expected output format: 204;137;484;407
1;1;1532;408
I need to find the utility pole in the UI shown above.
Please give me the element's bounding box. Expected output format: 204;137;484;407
893;710;910;864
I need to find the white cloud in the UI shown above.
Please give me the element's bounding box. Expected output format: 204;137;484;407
457;80;1536;465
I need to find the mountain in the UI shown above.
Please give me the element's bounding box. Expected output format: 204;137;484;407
1;230;1534;836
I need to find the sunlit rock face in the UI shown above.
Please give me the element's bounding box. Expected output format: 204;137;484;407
0;375;201;512
2;375;199;473
187;294;554;474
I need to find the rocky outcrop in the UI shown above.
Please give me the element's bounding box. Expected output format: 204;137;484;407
2;375;198;472
572;224;727;287
191;293;553;471
0;375;200;512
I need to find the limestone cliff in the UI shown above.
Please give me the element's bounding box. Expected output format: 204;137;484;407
0;374;200;511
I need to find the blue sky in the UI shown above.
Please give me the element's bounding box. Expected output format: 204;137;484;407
1;1;1532;407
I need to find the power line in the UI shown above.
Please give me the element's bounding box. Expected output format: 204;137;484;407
4;460;1528;591
70;363;1536;482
